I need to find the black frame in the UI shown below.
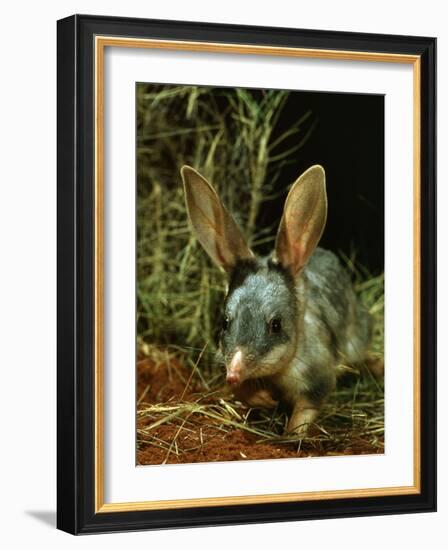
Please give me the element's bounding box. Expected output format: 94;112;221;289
57;14;436;534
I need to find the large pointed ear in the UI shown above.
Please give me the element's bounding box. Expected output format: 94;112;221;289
181;166;254;272
274;165;327;276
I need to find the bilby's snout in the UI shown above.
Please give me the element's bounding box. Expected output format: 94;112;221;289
226;349;243;386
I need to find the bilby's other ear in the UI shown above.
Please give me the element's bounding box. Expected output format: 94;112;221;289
274;165;327;276
181;166;254;272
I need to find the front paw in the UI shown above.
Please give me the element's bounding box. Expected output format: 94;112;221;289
246;388;279;408
233;380;278;408
286;420;311;438
286;400;318;437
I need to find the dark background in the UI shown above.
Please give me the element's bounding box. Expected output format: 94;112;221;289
263;91;384;274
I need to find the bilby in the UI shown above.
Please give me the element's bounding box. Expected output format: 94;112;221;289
181;165;371;436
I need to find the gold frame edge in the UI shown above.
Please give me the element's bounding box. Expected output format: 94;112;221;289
94;36;422;513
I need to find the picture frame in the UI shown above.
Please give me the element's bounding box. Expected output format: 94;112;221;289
57;14;436;534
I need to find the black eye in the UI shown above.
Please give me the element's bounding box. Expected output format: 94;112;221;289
269;318;282;334
222;316;230;331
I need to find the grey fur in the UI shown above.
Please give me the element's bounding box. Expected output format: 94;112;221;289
219;250;372;409
221;258;297;378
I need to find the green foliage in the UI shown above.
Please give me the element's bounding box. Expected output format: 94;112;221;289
137;84;314;363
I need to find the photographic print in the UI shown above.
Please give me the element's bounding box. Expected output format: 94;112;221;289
136;84;385;466
57;15;435;533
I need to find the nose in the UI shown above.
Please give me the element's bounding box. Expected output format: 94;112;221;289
226;372;240;385
226;349;243;386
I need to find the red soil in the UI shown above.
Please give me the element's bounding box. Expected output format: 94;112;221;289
136;356;383;466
